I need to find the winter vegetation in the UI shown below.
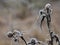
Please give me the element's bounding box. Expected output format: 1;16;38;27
0;0;60;45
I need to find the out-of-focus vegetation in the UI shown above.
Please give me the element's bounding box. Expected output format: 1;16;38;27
0;0;58;19
0;0;60;45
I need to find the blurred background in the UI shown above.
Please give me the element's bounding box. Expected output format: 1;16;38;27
0;0;60;45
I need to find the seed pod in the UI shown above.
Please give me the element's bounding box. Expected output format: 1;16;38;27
7;31;13;38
